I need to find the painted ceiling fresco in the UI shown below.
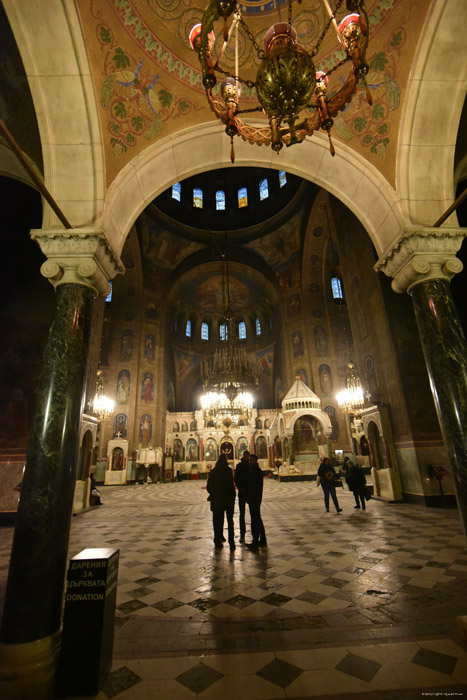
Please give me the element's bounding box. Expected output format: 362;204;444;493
178;270;265;313
77;0;429;186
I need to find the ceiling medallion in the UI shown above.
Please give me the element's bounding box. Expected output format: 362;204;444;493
190;0;371;162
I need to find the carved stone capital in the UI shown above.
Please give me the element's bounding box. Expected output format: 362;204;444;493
30;228;125;296
375;227;467;294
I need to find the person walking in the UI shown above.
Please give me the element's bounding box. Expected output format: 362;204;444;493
347;460;367;510
245;454;267;550
235;450;250;543
317;457;342;513
207;454;236;550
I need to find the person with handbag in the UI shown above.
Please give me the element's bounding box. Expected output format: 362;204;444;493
346;460;367;510
317;457;342;513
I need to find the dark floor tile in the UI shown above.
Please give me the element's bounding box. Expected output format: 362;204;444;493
224;595;256;609
256;658;303;688
324;577;349;589
189;597;220;611
135;576;160;585
101;666;142;698
151;597;184;612
176;662;223;693
126;587;156;599
336;651;381;682
261;592;292;606
297;591;326;604
412;647;458;676
117;599;149;614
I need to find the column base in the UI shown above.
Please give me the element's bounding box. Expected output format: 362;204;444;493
0;631;61;700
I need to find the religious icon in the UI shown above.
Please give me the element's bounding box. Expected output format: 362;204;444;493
205;439;217;461
112;447;124;471
292;330;304;358
314;326;328;355
144;333;155;360
296;368;308;384
324;405;339;441
116;370;130;404
173;439;183;461
256;436;268;459
186;438;198;461
113;413;127;438
319;364;333;393
141;372;154;402
139;414;152;446
120;330;133;361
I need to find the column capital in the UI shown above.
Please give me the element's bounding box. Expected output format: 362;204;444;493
375;227;467;293
31;228;125;296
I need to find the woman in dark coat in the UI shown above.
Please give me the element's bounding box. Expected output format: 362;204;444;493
347;461;367;510
207;454;236;549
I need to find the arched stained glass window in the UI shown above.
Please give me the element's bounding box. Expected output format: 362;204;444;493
238;321;246;339
216;190;226;211
105;281;113;303
279;170;287;187
259;178;269;201
256;318;262;336
172;182;181;201
220;323;228;341
186;319;192;337
201;322;209;340
193;188;203;208
238;187;248;208
331;277;344;299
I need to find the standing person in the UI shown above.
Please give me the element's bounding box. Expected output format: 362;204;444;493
317;457;342;513
347;460;367;510
245;454;267;550
235;450;250;543
207;453;236;550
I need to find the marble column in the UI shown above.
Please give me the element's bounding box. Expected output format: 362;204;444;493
376;227;467;532
0;230;123;693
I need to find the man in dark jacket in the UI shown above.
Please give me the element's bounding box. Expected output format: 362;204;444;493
245;454;267;550
235;450;250;542
317;457;342;513
347;461;367;510
207;454;236;549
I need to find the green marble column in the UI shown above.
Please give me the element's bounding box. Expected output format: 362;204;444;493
410;278;467;533
1;283;95;644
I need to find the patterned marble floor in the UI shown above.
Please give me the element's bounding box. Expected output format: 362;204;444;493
1;479;467;699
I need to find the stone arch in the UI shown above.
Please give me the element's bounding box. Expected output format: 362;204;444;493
287;410;332;437
103;123;402;260
397;0;467;227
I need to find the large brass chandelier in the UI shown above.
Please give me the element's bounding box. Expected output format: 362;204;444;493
200;254;261;427
336;361;364;412
190;0;370;160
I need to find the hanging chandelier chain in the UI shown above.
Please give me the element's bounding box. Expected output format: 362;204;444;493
239;15;266;60
311;0;345;57
214;63;256;88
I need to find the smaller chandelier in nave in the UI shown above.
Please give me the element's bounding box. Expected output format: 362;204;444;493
336;361;364;412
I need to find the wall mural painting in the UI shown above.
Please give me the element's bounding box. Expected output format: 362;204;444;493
174;348;202;383
275;378;284;408
236;436;249;459
287;294;302;318
172;421;180;433
351;277;369;340
264;419;270;429
205;438;217;461
142;372;154;402
186;438;198;461
292;331;304;358
140;224;203;271
145;299;159;319
296;368;308;385
144;333;155;360
113;413;127;438
309;254;319;267
112;447;124;471
173;438;184;462
246;215;301;269
324;406;339;441
274;436;282;459
255;345;274;376
120;330;133;361
277;258;300;294
313;225;324;237
256;436;268;459
181;422;188;432
190;420;197;431
309;282;320;293
314;325;328;355
365;355;379;400
319;364;333;393
116;370;130;404
139;414;152;446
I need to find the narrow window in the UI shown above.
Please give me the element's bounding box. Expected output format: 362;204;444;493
172;182;181;201
279;170;287;187
259;178;269;201
216;190;226;211
186;319;192;337
193;187;203;209
331;277;344;299
220;323;228;341
256;318;261;336
105;281;112;303
238;187;248;208
201;322;209;340
238;321;246;339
